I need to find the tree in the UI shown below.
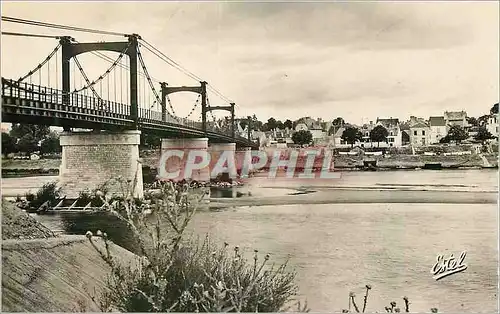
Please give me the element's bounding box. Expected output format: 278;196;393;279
267;117;278;131
474;126;494;143
332;117;345;126
491;103;499;115
40;132;61;155
276;120;284;130
467;117;478;127
141;133;161;149
2;132;17;155
292;130;313;146
439;135;450;144
341;126;363;148
17;133;39;154
10;124;50;144
369;125;389;147
284;119;293;130
447;125;469;143
478;114;490;126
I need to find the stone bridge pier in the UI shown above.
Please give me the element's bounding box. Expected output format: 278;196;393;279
209;143;237;182
59;130;143;199
159;138;210;182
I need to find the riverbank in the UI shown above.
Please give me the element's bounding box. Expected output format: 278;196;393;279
2;153;497;176
1;201;139;312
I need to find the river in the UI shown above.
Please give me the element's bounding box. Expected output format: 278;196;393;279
2;169;498;312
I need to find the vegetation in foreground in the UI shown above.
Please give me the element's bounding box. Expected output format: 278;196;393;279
15;178;441;312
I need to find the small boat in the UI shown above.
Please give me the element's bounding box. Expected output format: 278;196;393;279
423;163;442;170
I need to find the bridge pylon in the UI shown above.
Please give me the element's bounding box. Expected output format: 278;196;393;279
59;34;141;128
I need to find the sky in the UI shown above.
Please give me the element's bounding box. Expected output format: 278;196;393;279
1;1;499;126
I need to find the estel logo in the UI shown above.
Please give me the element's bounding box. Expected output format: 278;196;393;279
157;148;341;181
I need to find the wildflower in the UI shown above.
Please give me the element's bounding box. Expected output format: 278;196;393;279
102;232;107;240
403;296;408;302
430;308;438;313
234;245;240;252
85;231;93;239
96;230;103;237
390;301;396;307
365;284;372;290
349;292;355;298
254;249;258;253
395;308;401;313
211;251;217;256
265;253;270;260
96;190;104;197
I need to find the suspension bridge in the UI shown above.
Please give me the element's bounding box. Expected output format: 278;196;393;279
1;16;259;198
1;16;257;148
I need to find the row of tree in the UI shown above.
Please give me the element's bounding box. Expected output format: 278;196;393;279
2;124;61;156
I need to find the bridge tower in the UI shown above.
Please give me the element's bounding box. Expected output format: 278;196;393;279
58;34;143;198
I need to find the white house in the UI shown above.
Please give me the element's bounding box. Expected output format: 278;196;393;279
486;114;499;138
410;121;430;146
375;118;402;147
428;116;447;144
444;111;468;128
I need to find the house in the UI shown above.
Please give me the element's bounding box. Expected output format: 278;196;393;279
486;114;499;138
359;121;375;144
410;121;430;146
444;111;467;128
294;123;308;132
428;116;447;144
293;117;328;145
375;117;402;147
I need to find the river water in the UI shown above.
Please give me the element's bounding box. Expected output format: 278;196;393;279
2;169;498;312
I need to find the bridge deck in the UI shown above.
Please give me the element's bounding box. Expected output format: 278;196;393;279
1;78;258;148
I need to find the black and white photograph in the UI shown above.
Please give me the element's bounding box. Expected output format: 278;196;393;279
1;1;498;313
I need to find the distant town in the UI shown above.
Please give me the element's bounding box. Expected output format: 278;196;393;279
234;103;499;150
1;103;499;159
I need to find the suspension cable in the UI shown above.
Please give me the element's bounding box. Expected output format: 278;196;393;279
185;94;201;119
1;31;63;39
72;56;102;100
140;39;234;103
139;39;202;82
1;16;127;37
17;44;60;82
71;43;130;94
136;44;177;120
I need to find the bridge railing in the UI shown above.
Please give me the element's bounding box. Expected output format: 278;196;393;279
2;78;257;145
2;79;131;116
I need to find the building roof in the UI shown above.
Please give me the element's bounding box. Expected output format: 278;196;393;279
376;118;399;127
429;116;446;126
410;121;429;128
399;122;410;131
444;111;467;120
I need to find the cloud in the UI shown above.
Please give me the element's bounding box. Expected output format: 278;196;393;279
1;1;498;124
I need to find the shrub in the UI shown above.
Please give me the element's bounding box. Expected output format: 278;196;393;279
86;180;304;312
24;181;61;211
